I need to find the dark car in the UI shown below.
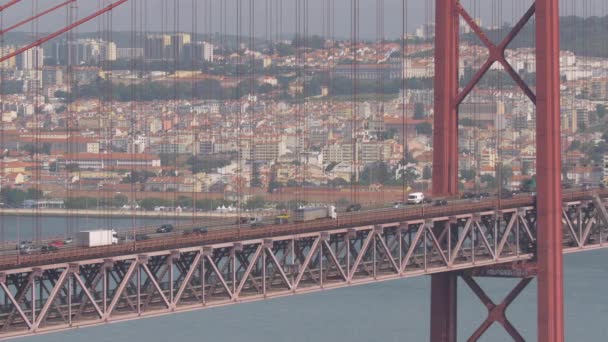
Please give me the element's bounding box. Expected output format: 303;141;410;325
461;192;475;199
157;224;174;234
499;190;513;198
135;234;149;241
477;192;491;199
251;222;265;228
346;204;362;212
193;227;209;234
237;217;250;224
434;199;448;206
41;245;59;253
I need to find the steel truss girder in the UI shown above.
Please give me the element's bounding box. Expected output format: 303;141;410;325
0;201;606;338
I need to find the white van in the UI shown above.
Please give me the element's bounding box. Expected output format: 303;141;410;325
407;192;425;205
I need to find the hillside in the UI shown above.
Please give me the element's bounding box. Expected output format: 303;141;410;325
464;15;608;58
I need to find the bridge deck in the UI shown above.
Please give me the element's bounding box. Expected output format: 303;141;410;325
1;189;604;271
0;190;605;338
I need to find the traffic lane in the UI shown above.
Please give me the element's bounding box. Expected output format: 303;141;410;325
1;189;602;266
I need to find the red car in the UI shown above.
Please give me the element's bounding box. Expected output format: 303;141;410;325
49;240;64;248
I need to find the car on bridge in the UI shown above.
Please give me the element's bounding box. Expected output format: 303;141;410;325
19;245;35;255
346;204;362;212
275;214;290;224
393;202;406;209
135;234;149;241
192;227;209;234
407;192;425;205
434;199;448;206
498;189;514;198
19;241;32;250
157;224;175;234
41;245;59;253
49;240;64;248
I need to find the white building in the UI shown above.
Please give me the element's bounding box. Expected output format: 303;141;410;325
17;47;44;70
56;39;116;65
203;42;214;62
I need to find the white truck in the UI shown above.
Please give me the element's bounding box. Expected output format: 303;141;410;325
77;230;118;247
293;206;337;222
407;192;425;205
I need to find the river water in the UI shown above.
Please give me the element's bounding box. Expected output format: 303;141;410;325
6;217;608;341
0;215;183;242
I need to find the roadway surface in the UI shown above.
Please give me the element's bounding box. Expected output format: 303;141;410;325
0;207;276;219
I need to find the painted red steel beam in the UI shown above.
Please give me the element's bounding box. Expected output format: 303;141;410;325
455;3;536;105
463;275;533;342
0;0;128;64
431;0;459;341
432;0;459;197
0;0;77;36
0;0;21;12
433;0;459;195
535;0;565;340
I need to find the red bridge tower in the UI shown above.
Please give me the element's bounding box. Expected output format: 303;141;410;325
431;0;563;340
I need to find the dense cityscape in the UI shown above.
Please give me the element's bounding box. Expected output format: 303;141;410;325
0;18;605;213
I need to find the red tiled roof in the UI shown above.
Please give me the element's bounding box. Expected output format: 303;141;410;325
61;153;159;161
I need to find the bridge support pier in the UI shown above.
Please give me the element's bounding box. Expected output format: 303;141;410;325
430;273;457;342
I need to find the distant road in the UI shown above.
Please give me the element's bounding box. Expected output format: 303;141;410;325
0;208;278;219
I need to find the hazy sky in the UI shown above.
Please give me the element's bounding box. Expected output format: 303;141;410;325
3;0;606;40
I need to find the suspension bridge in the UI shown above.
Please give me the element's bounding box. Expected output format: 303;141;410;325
0;0;604;341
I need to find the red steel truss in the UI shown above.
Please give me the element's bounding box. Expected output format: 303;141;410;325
431;0;563;341
0;196;606;339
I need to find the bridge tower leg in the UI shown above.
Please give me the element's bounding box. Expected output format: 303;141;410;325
431;0;563;340
535;0;564;340
431;0;460;340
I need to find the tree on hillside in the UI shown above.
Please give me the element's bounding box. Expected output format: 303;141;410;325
360;162;393;185
414;102;425;119
244;196;266;209
422;165;432;180
398;167;419;186
415;122;432;135
597;104;606;119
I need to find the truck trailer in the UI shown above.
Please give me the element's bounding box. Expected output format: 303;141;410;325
293;206;337;222
77;230;118;247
